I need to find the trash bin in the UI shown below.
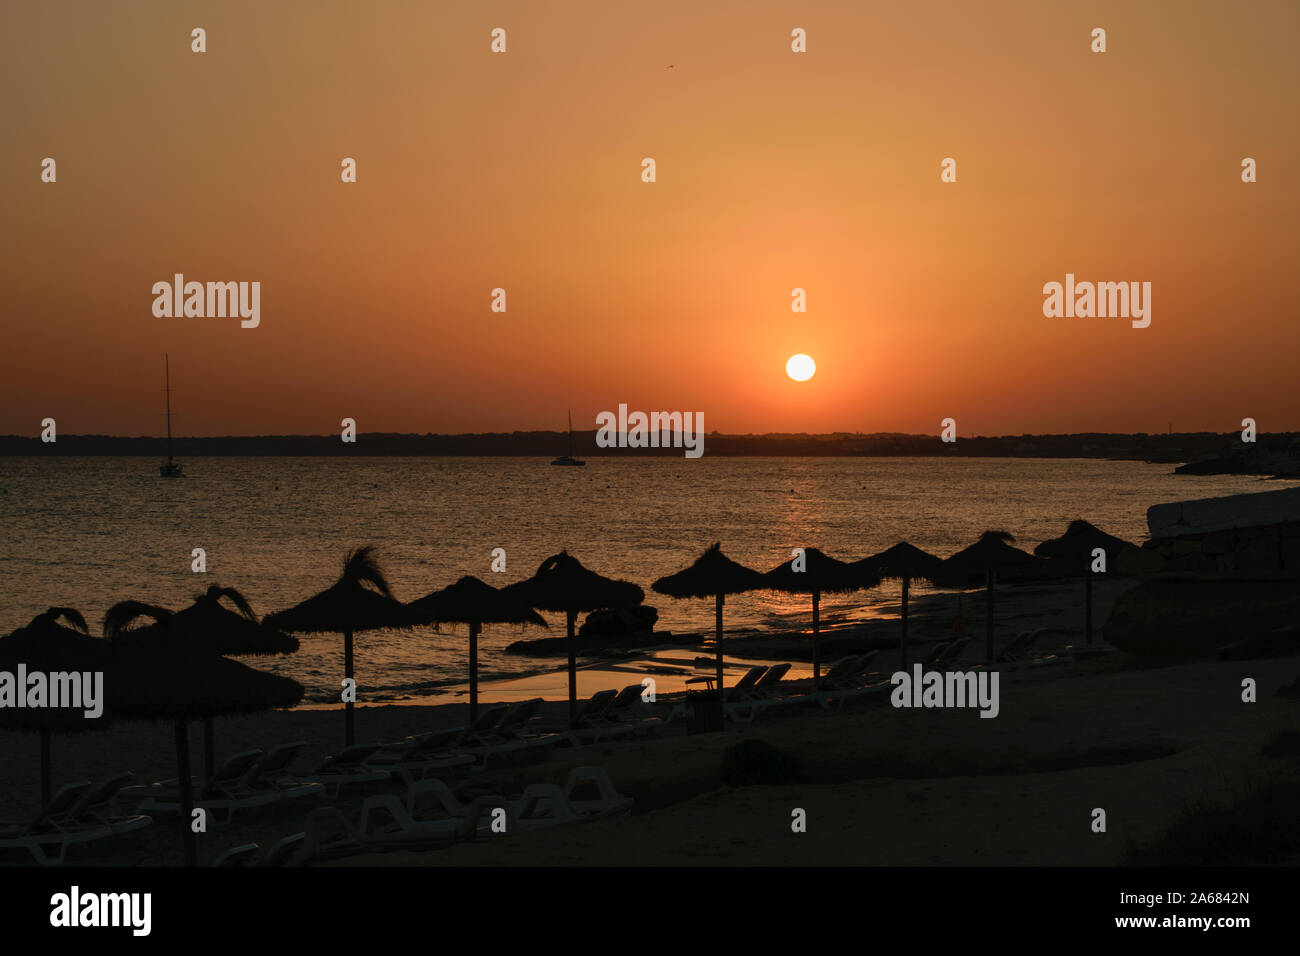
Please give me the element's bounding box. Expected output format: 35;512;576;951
687;690;724;734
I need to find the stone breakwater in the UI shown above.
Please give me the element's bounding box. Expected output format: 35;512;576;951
1136;487;1300;578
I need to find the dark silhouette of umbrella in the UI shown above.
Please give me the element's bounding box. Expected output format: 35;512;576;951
0;608;114;805
265;547;411;746
941;531;1041;662
501;552;643;720
103;601;303;867
406;575;546;723
653;544;767;713
1034;520;1137;645
764;548;875;684
116;585;298;780
853;541;946;671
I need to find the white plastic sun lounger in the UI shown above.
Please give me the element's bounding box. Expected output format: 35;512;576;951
504;766;632;832
211;842;262;867
68;772;152;836
0;781;115;865
289;743;394;798
241;742;326;805
132;749;281;824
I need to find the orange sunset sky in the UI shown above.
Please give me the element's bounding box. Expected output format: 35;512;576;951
2;0;1297;437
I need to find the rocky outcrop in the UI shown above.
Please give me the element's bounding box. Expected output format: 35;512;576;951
1105;580;1300;660
578;605;658;637
1137;487;1300;578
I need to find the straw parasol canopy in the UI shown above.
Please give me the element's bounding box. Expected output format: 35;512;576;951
764;548;876;684
942;531;1041;662
501;551;644;720
113;585;298;780
406;575;547;723
1034;520;1137;644
852;542;946;670
103;601;303;867
265;547;411;746
653;544;768;710
0;608;114;805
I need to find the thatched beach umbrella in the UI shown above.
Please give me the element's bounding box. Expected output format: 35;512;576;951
1034;520;1136;644
942;531;1041;662
764;548;876;685
0;608;114;805
501;552;644;720
406;575;546;723
265;547;411;746
115;585;298;780
853;542;946;671
103;602;303;867
652;544;767;709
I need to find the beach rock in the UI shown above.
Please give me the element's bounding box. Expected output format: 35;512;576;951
578;605;658;637
1105;580;1300;661
1116;546;1164;577
721;739;804;788
1218;627;1300;662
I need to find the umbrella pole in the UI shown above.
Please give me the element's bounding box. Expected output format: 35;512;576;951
715;593;725;724
986;569;995;663
344;628;355;747
174;720;197;867
812;591;821;685
1085;572;1093;645
566;610;577;721
203;717;215;783
469;621;480;724
39;729;52;807
901;576;910;671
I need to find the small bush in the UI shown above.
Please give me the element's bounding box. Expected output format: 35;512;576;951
721;738;804;787
1127;776;1300;865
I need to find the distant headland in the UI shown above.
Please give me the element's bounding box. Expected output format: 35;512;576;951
3;430;1298;476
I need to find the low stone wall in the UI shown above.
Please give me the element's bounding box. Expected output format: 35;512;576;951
1133;487;1300;578
1142;519;1300;577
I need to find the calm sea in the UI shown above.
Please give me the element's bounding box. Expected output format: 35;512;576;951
1;456;1289;703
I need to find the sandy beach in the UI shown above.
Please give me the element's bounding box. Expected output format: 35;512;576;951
4;571;1295;867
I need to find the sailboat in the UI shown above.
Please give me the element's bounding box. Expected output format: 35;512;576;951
159;354;184;478
550;410;586;466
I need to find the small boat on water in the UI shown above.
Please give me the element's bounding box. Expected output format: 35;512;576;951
160;354;184;478
551;410;586;466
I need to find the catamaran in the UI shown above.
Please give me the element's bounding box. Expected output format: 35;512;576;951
159;354;184;478
550;410;586;466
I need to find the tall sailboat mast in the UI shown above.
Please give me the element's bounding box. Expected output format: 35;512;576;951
165;354;174;465
159;355;184;477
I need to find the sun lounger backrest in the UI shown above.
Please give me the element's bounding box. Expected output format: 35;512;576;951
498;697;544;730
32;781;93;826
576;689;616;718
212;843;260;867
259;741;306;773
942;638;969;661
71;772;134;815
755;663;792;687
824;657;855;679
320;743;382;770
735;666;766;690
262;833;305;867
211;750;265;786
468;705;508;733
608;685;642;711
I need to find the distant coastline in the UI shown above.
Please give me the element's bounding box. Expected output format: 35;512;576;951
3;430;1298;473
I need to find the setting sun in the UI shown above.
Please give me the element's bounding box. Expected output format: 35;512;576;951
786;354;816;382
